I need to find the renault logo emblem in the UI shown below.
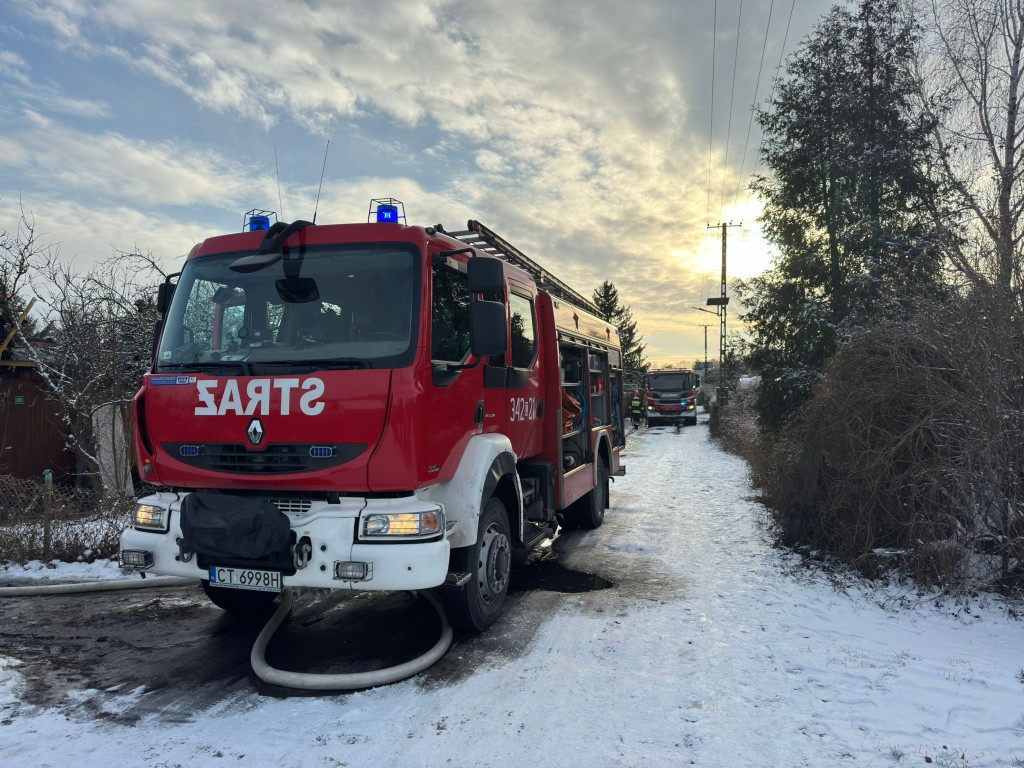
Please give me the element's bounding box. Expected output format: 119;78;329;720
246;418;265;446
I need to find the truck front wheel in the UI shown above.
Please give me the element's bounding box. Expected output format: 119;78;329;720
444;496;511;633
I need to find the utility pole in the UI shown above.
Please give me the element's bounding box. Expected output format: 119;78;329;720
706;221;740;405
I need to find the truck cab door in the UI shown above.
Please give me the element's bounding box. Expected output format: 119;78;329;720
504;285;543;460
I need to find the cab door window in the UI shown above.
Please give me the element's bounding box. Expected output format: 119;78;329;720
431;263;471;362
508;292;536;369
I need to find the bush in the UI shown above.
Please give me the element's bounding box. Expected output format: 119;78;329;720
0;475;133;563
714;292;1024;594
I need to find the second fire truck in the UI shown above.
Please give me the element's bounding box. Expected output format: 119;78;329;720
643;368;700;426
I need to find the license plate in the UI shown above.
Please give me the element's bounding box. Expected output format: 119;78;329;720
208;566;282;592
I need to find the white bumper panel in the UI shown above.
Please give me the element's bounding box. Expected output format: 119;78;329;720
120;493;449;591
416;433;518;549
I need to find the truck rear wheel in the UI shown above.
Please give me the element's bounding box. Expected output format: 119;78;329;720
579;459;608;529
201;580;279;621
444;496;511;633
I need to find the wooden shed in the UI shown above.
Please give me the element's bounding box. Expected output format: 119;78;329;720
0;362;75;480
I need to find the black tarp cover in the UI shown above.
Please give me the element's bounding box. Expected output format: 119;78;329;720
179;493;291;560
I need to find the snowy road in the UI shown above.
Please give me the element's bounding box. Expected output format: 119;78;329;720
2;424;1023;767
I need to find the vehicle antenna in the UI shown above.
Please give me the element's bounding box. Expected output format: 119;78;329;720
274;143;284;222
313;140;330;225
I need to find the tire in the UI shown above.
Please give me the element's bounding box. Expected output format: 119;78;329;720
579;459;608;529
687;417;698;426
444;496;512;633
201;580;279;621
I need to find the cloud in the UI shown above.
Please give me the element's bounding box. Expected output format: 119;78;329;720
6;0;831;363
0;45;107;117
2;110;273;209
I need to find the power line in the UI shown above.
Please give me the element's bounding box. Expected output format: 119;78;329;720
731;0;775;211
749;0;797;185
719;0;745;221
706;0;718;224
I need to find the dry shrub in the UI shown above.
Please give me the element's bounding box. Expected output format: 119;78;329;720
716;291;1024;593
0;475;134;563
712;383;805;537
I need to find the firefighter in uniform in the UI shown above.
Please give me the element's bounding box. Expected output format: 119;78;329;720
630;389;645;428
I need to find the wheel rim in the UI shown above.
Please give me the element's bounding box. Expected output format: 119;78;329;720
477;521;511;604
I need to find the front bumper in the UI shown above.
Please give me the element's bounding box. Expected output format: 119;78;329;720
119;492;450;591
648;404;697;421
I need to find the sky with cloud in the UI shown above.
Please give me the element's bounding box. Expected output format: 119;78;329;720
1;0;836;365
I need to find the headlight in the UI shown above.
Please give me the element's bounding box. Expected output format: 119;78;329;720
134;503;168;531
360;511;443;538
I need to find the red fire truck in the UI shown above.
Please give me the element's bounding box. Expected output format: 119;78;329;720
644;368;700;427
119;208;625;632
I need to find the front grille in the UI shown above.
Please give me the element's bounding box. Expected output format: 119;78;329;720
162;442;366;474
652;391;682;402
270;498;313;515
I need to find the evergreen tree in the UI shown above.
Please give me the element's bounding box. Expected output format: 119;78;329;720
592;281;648;386
740;0;941;429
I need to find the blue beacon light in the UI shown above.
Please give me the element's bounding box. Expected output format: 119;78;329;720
376;204;399;223
249;215;271;231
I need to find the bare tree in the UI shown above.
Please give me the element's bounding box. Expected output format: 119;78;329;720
0;200;54;348
919;0;1024;296
1;205;168;488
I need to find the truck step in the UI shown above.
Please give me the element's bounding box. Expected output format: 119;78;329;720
519;521;555;551
520;476;539;506
524;498;547;522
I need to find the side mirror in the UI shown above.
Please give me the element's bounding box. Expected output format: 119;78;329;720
157;282;176;316
275;277;320;304
695;374;701;388
467;256;505;293
469;300;508;358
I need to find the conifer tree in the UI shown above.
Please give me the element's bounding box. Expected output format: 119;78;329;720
592;281;648;386
740;0;941;428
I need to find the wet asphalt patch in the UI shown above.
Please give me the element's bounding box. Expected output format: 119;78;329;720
0;553;618;708
509;551;615;595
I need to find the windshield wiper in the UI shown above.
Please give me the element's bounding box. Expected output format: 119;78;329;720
164;360;254;376
256;358;371;370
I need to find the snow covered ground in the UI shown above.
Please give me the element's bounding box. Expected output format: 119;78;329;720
2;424;1023;767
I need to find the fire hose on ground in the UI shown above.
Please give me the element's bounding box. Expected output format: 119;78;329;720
0;576;453;691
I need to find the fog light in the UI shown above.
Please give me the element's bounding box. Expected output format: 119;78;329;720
134;504;168;531
119;549;154;570
333;561;372;581
360;510;443;538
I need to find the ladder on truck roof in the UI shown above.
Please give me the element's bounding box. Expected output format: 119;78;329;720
445;220;600;316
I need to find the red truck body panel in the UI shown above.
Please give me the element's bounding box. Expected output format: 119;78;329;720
136;219;624;514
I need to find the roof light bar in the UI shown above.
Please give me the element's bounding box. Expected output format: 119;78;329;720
368;198;406;224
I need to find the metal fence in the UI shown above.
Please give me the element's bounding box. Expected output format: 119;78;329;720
0;473;137;564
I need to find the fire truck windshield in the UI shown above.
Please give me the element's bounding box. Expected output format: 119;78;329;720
648;371;694;391
155;244;419;372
